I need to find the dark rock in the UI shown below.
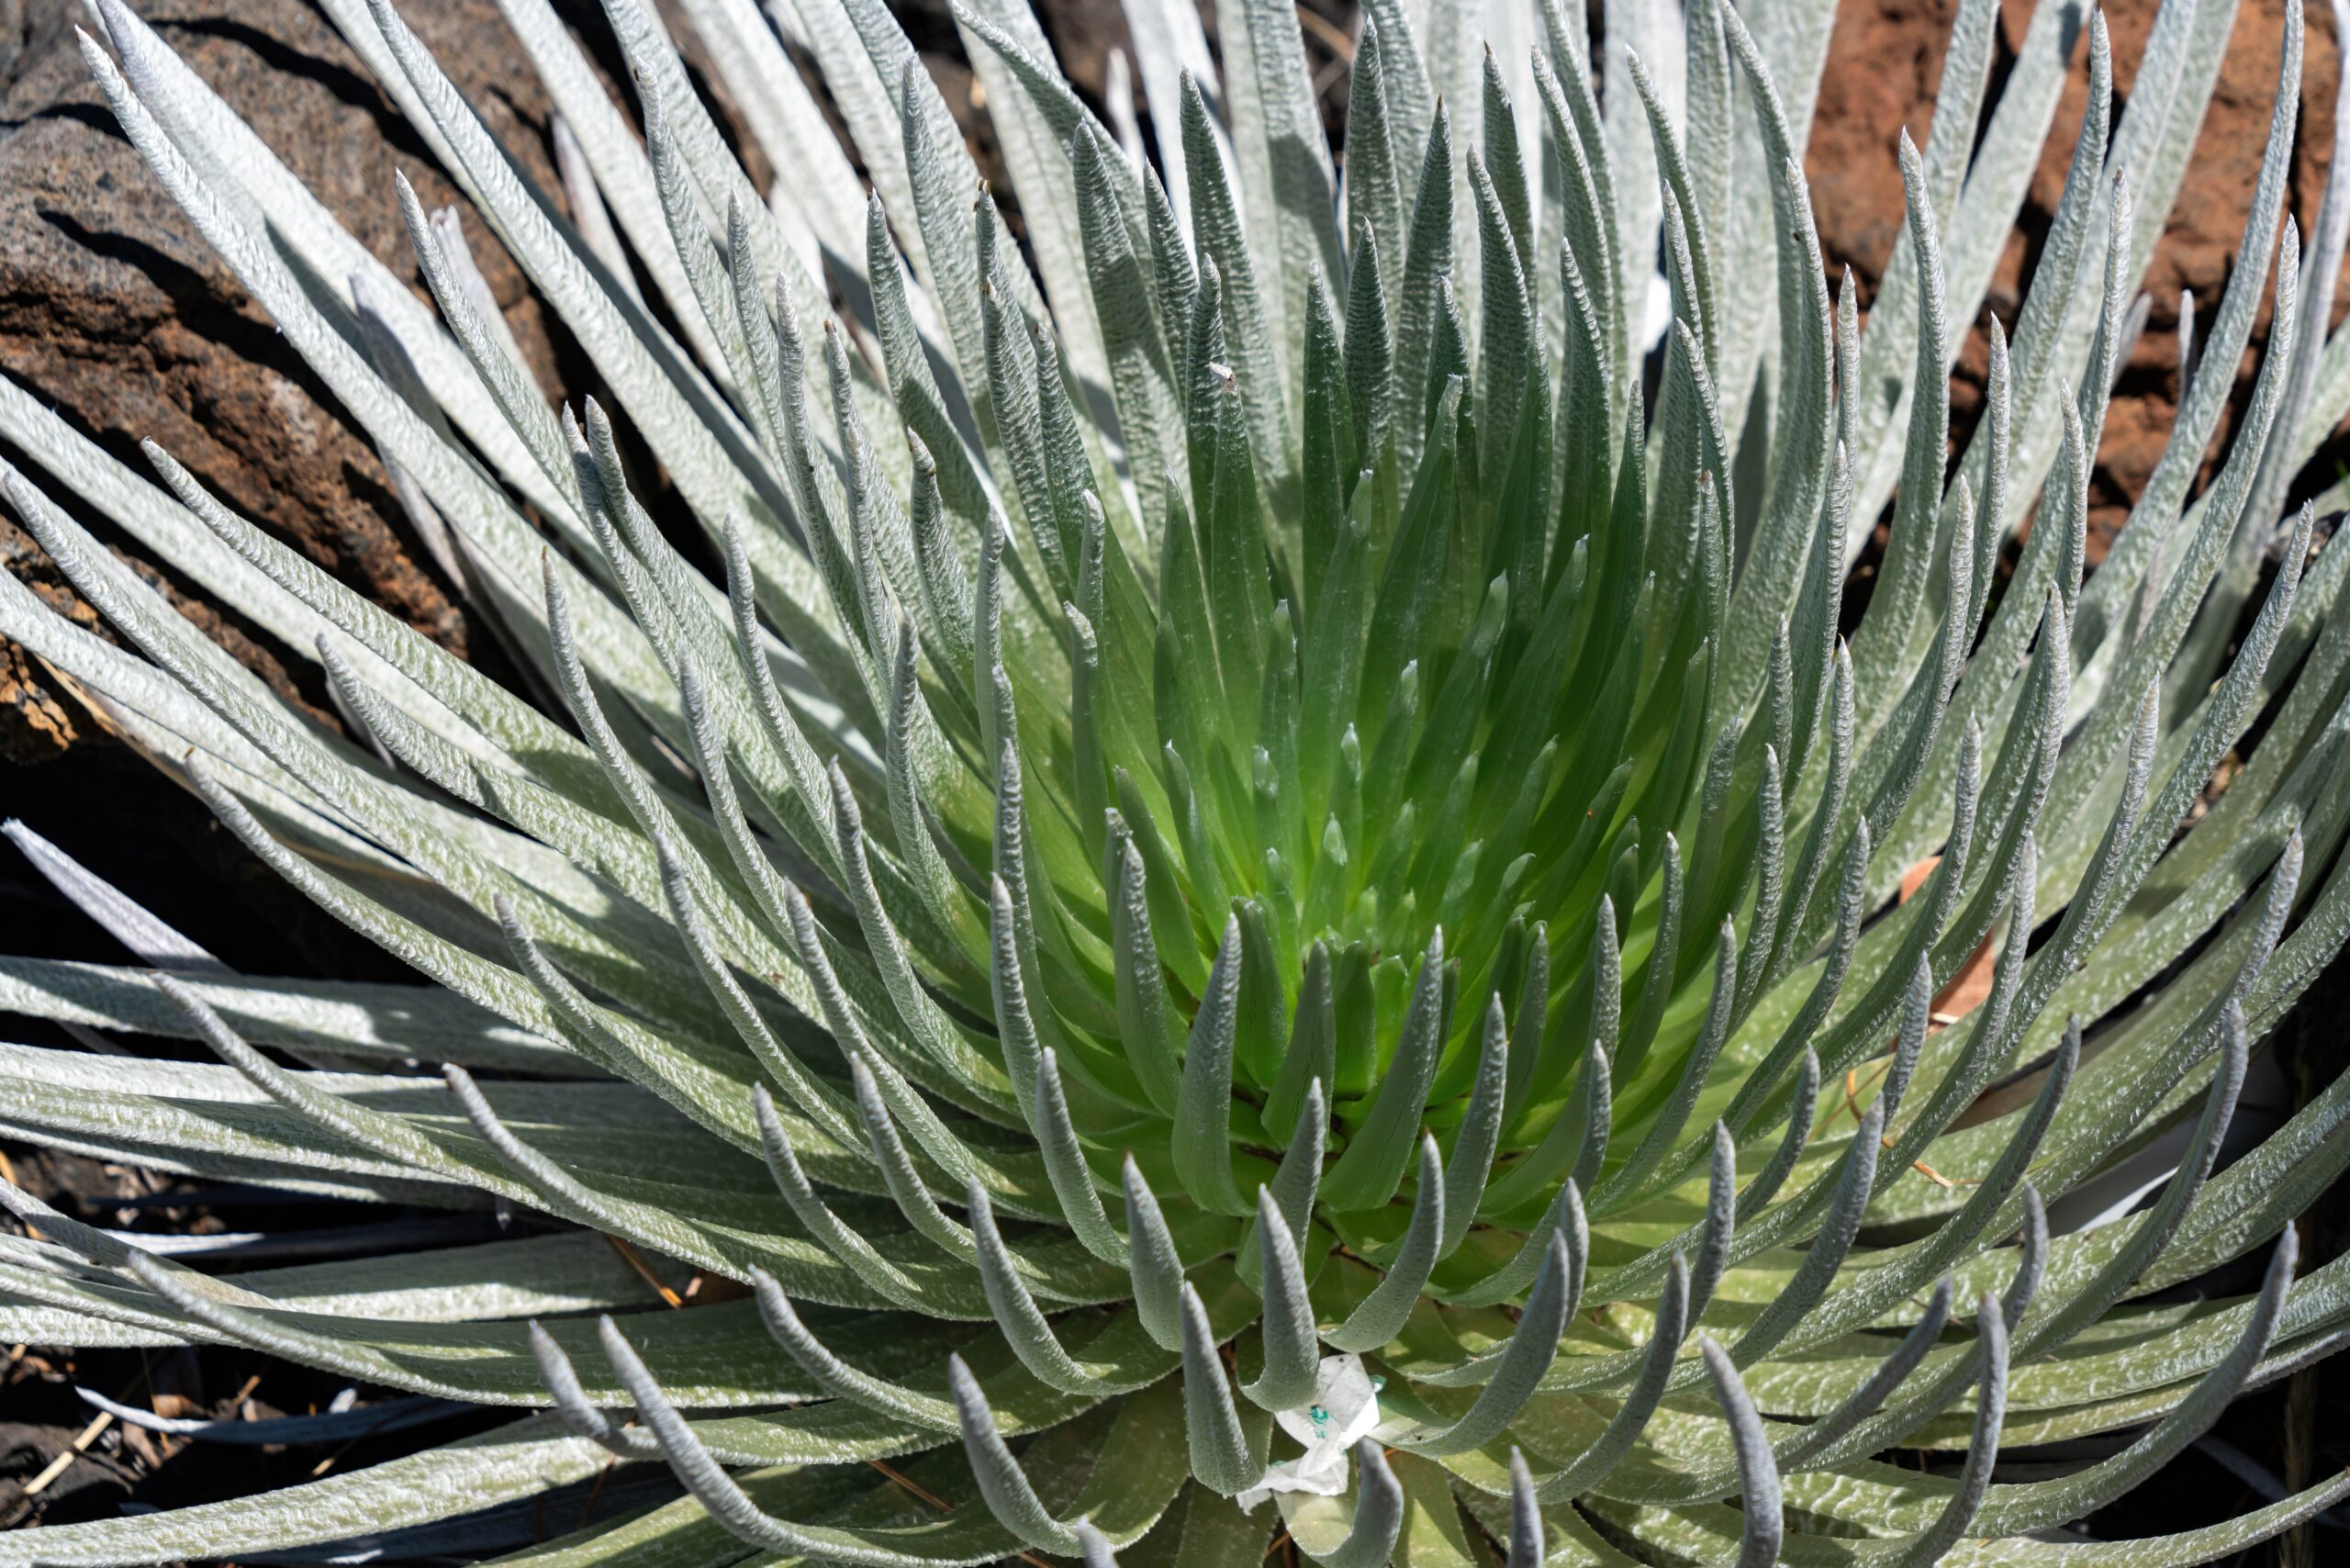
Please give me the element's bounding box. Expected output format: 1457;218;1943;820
0;0;594;975
0;0;587;758
0;0;790;979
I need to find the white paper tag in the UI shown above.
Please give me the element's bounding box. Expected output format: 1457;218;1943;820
1237;1353;1384;1511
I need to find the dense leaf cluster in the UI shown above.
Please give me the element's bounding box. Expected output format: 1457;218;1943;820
4;0;2350;1562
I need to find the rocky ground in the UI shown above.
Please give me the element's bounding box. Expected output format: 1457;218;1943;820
1810;0;2349;554
0;0;2344;1558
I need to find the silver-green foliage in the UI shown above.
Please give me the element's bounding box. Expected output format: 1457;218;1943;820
4;0;2350;1560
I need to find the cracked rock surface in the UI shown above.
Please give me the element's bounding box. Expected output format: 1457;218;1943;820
0;0;589;970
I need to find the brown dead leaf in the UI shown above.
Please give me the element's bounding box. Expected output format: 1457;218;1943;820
1897;856;1997;1029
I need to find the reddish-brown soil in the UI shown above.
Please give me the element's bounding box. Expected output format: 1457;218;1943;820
1811;0;2348;555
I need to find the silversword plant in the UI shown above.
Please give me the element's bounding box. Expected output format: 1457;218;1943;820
3;0;2350;1561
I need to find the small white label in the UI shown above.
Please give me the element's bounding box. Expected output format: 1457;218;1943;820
1237;1353;1384;1511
